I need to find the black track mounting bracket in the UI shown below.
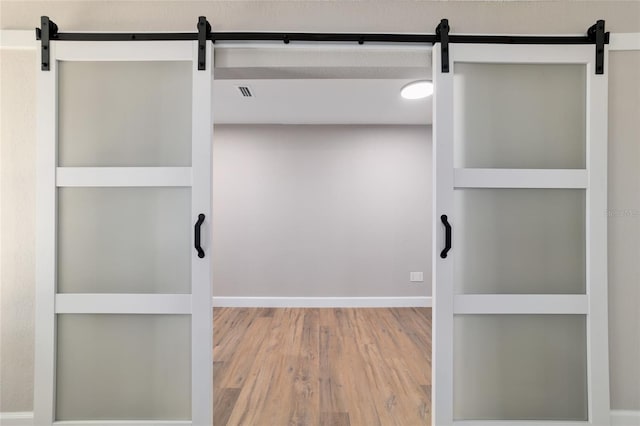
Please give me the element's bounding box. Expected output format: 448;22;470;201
435;19;450;73
588;20;608;75
198;16;211;70
36;16;58;71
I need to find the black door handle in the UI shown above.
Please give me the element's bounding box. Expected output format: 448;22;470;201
195;213;205;258
440;214;452;259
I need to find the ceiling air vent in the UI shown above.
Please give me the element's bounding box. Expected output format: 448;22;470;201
237;86;253;98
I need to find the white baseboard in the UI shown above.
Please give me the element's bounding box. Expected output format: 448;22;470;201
1;408;637;425
0;412;33;426
212;296;431;308
611;410;640;426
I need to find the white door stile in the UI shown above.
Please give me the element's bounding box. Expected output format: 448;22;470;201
34;39;58;426
190;40;214;426
35;39;212;425
432;42;455;426
585;47;610;426
56;167;192;187
432;42;610;425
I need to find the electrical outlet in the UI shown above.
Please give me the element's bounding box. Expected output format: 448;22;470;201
410;272;424;282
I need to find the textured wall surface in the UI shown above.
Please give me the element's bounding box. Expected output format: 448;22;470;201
1;0;639;413
212;125;432;298
607;51;640;411
1;1;639;34
0;49;36;412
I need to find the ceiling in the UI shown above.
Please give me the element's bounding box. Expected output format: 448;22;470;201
212;45;432;125
213;78;432;125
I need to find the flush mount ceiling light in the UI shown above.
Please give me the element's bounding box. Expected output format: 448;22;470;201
400;80;434;100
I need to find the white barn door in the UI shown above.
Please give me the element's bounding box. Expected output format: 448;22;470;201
34;40;213;425
432;43;609;425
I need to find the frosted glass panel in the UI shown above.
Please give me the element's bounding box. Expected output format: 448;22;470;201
454;315;587;421
58;187;191;293
454;189;585;294
454;63;586;169
56;314;191;421
58;61;191;166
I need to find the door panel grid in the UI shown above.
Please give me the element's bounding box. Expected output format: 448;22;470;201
33;26;609;426
432;43;609;425
35;40;213;425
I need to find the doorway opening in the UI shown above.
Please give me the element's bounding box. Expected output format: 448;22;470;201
210;46;434;425
33;18;610;425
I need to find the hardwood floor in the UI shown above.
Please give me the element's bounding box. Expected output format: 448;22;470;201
213;308;432;426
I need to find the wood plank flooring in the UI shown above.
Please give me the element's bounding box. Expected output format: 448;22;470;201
213;308;432;426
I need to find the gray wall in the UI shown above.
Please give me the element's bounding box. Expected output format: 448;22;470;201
212;125;431;298
607;52;640;410
1;49;37;413
1;0;639;414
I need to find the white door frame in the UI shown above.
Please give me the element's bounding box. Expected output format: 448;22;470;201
30;29;614;426
432;42;610;426
34;40;213;425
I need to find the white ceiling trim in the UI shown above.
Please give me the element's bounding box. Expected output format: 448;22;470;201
215;46;430;70
0;30;37;49
609;33;640;51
